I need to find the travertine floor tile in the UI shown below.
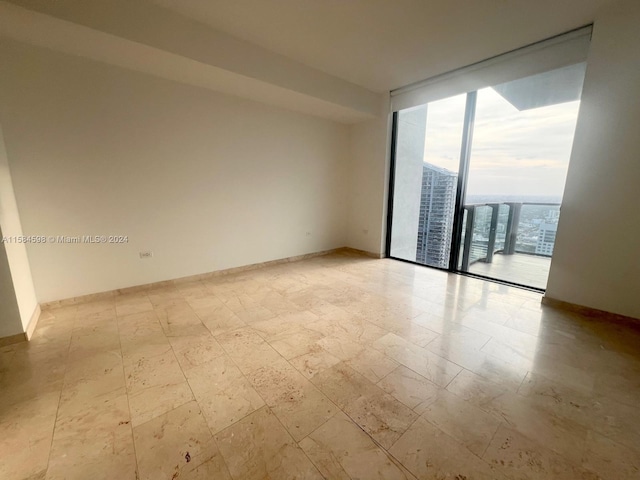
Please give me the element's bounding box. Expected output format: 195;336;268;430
447;369;594;463
518;371;640;452
221;295;277;324
581;430;640;479
75;299;116;316
345;348;399;383
58;356;126;419
146;285;183;309
593;369;640;408
289;345;341;379
481;390;590;464
215;406;323;479
155;302;208;337
69;316;117;342
316;333;366;361
168;332;225;371
117;310;163;338
428;341;528;391
185;355;264;434
66;333;120;362
176;280;212;299
0;392;59;480
372;333;462;387
335;316;389;345
310;363;381;409
120;332;172;366
6;254;640;480
424;323;491;352
180;454;233;480
271;327;327;359
215;327;283;374
390;323;440;348
1;346;67;408
480;336;538;367
247;358;338;441
124;349;193;426
190;297;246;336
299;411;412;479
0;344;17;375
377;365;440;410
390;416;508;480
484;425;600;480
201;311;247;337
47;393;137;480
531;353;597;393
250;311;319;340
133;401;216;480
124;348;186;393
117;311;172;364
343;389;418;449
115;293;154;317
418;388;501;456
128;380;194;427
445;368;511;412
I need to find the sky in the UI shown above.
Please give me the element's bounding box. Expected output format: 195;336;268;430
423;88;581;200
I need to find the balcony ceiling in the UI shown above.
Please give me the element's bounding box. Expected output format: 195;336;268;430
493;63;587;111
148;0;616;92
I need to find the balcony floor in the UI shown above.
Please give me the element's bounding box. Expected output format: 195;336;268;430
468;252;551;289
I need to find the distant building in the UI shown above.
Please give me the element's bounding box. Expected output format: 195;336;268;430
536;222;557;255
416;163;458;267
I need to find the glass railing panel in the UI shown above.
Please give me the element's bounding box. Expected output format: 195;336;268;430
494;204;510;252
469;205;492;264
458;209;468;270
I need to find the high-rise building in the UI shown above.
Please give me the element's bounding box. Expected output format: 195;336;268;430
536;222;557;255
416;163;458;267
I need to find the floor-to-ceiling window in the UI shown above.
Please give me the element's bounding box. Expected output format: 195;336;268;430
386;27;590;290
389;94;467;268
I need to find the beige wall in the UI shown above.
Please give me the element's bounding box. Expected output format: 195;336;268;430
0;41;349;303
346;97;391;255
546;0;640;318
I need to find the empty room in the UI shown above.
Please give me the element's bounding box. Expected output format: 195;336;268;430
0;0;639;479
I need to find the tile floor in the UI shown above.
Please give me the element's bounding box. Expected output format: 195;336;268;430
1;252;639;479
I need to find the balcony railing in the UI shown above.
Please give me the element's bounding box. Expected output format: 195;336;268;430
459;202;560;271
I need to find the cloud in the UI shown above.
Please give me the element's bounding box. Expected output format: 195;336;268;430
421;87;580;197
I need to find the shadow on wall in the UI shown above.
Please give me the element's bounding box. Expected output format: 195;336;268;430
0;225;24;338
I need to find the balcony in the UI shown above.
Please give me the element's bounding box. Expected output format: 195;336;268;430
460;202;559;289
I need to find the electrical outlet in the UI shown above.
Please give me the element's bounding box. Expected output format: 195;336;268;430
139;251;153;259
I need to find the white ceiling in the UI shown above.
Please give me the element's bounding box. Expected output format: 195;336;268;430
1;0;617;123
148;0;615;92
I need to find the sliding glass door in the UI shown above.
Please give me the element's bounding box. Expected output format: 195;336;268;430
460;66;583;288
387;61;585;290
